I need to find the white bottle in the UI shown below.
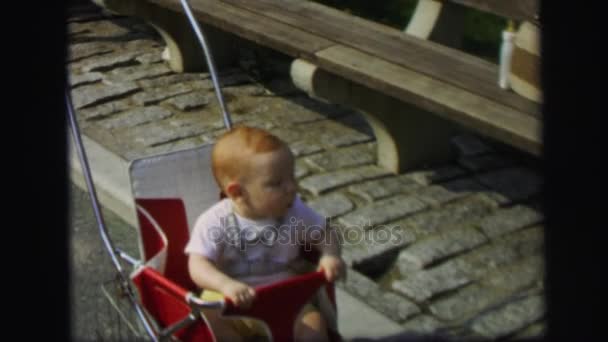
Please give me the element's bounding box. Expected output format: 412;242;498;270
498;21;516;90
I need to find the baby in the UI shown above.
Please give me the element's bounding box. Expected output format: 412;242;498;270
185;125;345;341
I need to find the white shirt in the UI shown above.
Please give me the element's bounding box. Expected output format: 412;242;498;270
185;195;325;286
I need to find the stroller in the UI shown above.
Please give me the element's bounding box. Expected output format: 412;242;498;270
67;1;340;340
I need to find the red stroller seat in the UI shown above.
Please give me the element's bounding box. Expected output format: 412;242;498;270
128;145;339;341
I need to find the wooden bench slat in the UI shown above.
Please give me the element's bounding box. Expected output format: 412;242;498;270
219;0;540;117
145;0;541;156
315;45;541;155
151;0;335;58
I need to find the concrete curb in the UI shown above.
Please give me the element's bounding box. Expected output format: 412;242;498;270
68;134;137;227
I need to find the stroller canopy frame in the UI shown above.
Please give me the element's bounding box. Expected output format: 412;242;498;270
67;1;340;340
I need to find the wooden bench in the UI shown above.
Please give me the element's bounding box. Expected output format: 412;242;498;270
92;0;541;173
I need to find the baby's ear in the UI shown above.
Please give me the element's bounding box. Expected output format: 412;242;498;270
224;181;242;198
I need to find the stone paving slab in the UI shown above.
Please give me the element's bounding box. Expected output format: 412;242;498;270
70;72;104;87
80;51;143;73
132;83;194;105
471;295;545;339
338;195;428;229
428;256;544;324
338;270;421;323
164;92;211;111
403;165;468;186
136;50;165;65
477;205;544;239
398;226;488;269
68;42;114;63
299;165;391;196
137;72;210;89
307;192;355;219
342;227;416;272
304;143;376;172
100;106;173;130
295;159;313;179
71;81;140;109
392;258;474;302
348;176;423;203
513;321;546;339
400;315;447;335
79;98;133;121
415;177;487;207
392;194;498;241
102;63;172;85
465;226;544;277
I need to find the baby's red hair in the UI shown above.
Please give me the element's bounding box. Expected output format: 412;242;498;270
212;125;288;191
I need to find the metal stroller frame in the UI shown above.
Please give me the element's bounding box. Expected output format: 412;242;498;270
67;1;339;340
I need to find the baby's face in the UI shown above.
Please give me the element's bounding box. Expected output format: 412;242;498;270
239;147;296;219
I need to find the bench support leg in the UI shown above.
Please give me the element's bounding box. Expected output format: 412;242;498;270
92;0;238;72
291;59;461;174
405;0;466;48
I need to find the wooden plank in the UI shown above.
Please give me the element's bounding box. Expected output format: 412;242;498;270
146;0;541;152
449;0;539;22
148;0;334;59
315;45;541;155
298;0;541;118
222;0;496;71
219;0;540;117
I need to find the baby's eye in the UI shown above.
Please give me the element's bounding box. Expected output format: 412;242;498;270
266;180;282;187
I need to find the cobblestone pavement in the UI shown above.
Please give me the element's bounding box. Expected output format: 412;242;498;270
68;5;546;340
70;182;144;341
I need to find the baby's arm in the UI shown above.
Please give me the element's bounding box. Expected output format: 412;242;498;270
188;254;256;308
307;223;345;282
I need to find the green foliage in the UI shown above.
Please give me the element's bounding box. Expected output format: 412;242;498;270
462;9;506;62
312;0;417;29
311;0;507;63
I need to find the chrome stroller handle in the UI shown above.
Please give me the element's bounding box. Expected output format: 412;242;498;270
186;293;225;310
179;0;233;131
154;294;224;340
66;89;160;342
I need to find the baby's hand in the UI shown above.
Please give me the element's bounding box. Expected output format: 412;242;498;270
318;254;346;282
222;280;256;309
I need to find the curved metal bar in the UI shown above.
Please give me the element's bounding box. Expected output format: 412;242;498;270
66;91;123;277
186;293;225;310
155;294;224;340
179;0;233;131
116;247;141;267
158;313;198;341
66;89;159;341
